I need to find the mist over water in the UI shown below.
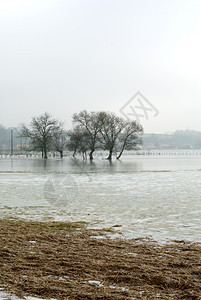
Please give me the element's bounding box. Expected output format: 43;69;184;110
0;153;200;242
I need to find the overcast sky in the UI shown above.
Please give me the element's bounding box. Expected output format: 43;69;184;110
0;0;201;133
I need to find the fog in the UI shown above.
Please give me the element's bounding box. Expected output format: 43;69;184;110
0;0;201;133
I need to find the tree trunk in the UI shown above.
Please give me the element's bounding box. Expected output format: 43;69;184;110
73;150;76;157
107;149;113;160
59;150;63;158
117;145;125;160
117;139;127;160
82;151;87;160
89;149;94;160
44;148;48;159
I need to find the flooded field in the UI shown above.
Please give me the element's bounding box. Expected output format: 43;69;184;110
0;153;201;242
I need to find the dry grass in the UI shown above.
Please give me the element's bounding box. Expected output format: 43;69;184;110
0;219;200;299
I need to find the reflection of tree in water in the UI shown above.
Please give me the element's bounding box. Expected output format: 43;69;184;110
70;158;98;182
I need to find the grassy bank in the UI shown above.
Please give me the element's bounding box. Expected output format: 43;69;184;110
0;219;200;299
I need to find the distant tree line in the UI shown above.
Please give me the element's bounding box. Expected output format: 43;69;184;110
143;130;201;150
19;111;143;160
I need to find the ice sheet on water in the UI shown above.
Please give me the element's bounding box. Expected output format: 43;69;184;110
0;156;201;243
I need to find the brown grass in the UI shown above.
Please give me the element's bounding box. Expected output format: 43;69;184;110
0;219;200;299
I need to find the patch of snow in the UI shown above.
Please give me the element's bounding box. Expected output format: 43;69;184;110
0;290;56;300
88;280;103;287
127;252;138;256
90;235;106;239
109;285;128;292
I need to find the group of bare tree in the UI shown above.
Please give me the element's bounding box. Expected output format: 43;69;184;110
67;111;143;160
20;111;143;160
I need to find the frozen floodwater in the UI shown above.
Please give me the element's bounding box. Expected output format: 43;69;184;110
0;154;201;242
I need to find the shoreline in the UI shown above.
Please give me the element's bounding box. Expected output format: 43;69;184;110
0;219;201;299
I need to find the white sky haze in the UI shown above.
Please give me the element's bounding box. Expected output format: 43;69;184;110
0;0;201;133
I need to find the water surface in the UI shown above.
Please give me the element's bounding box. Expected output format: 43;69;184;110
0;154;200;242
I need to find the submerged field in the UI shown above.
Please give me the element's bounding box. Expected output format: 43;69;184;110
0;219;201;300
0;156;201;299
0;155;201;242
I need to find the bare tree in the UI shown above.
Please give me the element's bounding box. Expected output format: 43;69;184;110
116;121;143;159
52;129;67;158
99;112;125;160
72;110;103;160
20;112;63;159
66;126;89;159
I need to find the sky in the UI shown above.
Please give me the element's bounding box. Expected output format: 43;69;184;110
0;0;201;133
